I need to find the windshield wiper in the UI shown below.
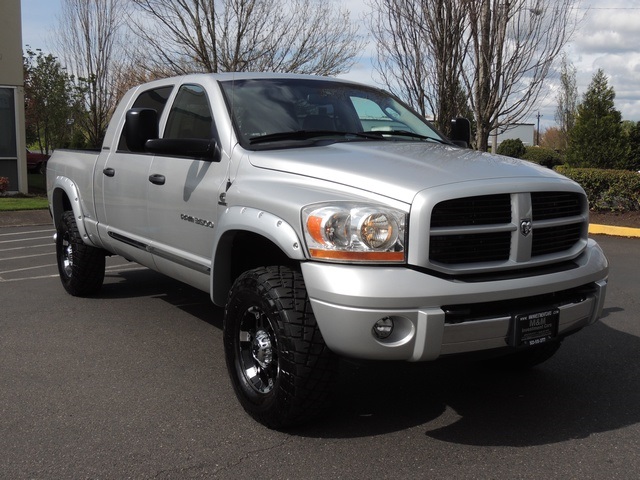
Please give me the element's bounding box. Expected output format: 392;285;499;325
248;130;382;145
379;130;449;144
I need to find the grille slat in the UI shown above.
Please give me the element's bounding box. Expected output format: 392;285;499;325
431;194;511;227
532;192;582;220
429;192;585;267
430;232;511;264
532;224;582;256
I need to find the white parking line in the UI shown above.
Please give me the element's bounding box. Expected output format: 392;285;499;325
0;236;53;244
0;264;147;282
0;274;60;282
0;244;53;252
0;263;57;275
0;229;53;238
0;273;60;282
0;252;53;261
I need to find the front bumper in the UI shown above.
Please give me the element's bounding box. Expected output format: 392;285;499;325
301;239;608;361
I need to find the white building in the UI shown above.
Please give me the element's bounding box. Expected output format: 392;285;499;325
489;123;536;150
0;0;27;194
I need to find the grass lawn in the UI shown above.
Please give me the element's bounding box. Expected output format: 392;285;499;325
0;173;48;211
0;196;49;211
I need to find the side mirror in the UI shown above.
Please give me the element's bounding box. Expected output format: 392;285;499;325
450;117;471;148
125;108;159;152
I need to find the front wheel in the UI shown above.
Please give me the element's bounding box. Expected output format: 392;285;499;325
223;266;336;429
56;211;106;296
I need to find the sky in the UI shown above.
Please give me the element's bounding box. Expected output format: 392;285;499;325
18;0;640;131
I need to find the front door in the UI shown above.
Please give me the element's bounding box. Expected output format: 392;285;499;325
146;84;227;292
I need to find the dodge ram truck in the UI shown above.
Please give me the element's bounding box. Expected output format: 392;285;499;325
47;73;609;428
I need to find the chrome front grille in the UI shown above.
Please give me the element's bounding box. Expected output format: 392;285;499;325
428;191;587;271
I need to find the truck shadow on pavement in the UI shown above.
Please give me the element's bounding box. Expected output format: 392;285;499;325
98;270;638;446
100;268;223;329
298;311;640;445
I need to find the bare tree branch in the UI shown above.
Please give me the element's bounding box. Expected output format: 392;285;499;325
129;0;364;76
370;0;471;136
369;0;581;149
463;0;581;150
55;0;127;148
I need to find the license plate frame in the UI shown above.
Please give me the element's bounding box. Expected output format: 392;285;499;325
509;308;559;347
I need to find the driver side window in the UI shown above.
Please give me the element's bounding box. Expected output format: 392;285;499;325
164;84;213;139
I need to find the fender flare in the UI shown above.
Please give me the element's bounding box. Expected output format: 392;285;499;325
49;176;90;244
211;206;306;305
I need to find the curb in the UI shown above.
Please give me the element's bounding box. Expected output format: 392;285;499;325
588;223;640;238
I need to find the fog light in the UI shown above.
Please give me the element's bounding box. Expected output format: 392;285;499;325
373;317;394;339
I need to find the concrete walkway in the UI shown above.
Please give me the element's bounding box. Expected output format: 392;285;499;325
0;209;52;228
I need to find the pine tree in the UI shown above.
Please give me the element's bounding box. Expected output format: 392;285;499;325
566;69;624;168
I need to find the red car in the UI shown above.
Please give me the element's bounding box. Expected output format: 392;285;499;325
26;149;50;174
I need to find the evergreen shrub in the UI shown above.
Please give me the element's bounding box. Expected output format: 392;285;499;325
497;138;526;158
522;146;564;169
555;166;640;212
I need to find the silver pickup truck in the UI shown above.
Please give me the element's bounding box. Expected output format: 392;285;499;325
47;73;609;428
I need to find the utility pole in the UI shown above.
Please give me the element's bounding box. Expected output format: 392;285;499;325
536;111;543;145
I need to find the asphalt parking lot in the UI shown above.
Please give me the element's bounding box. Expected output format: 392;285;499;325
1;223;639;479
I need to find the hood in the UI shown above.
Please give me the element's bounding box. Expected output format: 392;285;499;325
247;142;566;204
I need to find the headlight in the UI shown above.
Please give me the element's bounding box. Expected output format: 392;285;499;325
302;202;406;263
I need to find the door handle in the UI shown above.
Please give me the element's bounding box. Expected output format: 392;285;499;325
149;174;166;185
103;168;115;177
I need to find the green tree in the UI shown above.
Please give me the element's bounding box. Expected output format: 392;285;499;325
23;48;82;153
622;121;640;171
567;69;624;168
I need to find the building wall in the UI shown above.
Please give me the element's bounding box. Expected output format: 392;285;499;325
489;123;536;149
0;0;27;194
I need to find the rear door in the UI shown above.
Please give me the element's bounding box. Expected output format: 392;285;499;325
99;84;173;264
146;83;228;292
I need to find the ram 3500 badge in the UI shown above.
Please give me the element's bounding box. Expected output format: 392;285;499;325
47;73;608;428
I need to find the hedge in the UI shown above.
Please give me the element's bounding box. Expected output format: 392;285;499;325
496;143;564;169
555;166;640;212
497;138;526;158
522;147;563;169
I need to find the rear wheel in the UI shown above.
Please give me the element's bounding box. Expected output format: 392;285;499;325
56;211;106;296
223;266;336;429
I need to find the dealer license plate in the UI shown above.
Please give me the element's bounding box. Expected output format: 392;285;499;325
509;308;559;347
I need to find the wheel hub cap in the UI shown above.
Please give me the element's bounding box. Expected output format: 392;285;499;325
252;329;273;369
62;243;74;277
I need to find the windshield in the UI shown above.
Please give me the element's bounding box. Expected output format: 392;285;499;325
219;78;445;150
